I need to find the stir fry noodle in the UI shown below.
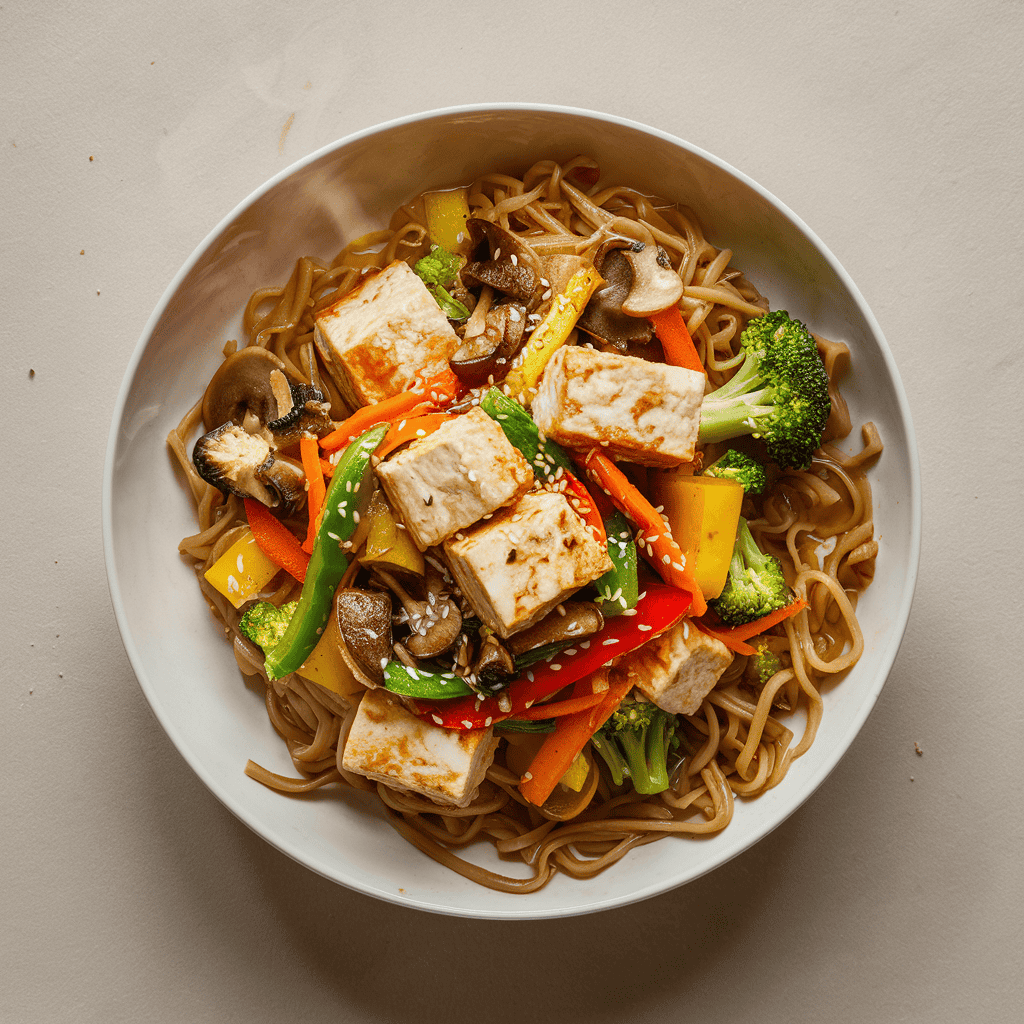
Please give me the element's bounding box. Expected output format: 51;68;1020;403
169;156;879;891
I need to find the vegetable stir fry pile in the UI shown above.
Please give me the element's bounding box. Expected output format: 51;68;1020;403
181;161;869;867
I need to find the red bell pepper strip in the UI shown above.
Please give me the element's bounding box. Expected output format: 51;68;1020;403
243;498;309;583
562;470;606;546
649;305;706;375
413;583;692;730
299;436;326;553
319;368;464;452
581;448;708;617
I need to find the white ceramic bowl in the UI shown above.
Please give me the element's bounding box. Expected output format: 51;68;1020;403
103;105;920;919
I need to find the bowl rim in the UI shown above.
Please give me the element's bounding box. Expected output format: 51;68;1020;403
102;103;922;919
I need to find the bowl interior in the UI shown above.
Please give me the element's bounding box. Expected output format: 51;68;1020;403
105;106;919;919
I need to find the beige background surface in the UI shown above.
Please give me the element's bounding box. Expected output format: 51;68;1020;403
3;1;1022;1021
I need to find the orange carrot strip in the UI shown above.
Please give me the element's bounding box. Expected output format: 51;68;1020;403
299;437;326;553
376;412;455;460
692;620;757;656
699;599;808;654
649;305;706;375
319;457;335;478
582;449;707;616
319;368;463;452
243;498;309;583
510;691;606;722
519;672;634;806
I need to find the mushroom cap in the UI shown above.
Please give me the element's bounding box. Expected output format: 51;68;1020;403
505;601;605;657
461;218;542;307
201;346;289;433
334;589;393;684
619;244;685;317
192;423;306;513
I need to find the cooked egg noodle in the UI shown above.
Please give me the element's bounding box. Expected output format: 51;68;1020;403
168;158;880;892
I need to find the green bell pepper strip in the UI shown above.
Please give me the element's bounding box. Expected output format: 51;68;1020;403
592;508;639;617
479;386;575;483
383;661;475;699
264;424;388;681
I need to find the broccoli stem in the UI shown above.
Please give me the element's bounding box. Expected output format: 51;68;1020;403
697;390;774;444
618;719;674;795
591;732;628;787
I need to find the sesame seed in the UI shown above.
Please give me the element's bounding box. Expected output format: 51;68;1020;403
602;638;619;646
510;253;518;266
637;623;652;631
462;720;474;729
432;715;443;725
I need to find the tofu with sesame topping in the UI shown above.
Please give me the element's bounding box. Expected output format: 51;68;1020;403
342;688;498;808
620;619;733;715
443;490;613;638
313;260;460;408
531;346;705;466
375;407;534;551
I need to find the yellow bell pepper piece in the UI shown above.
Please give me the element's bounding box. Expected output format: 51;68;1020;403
423;187;472;255
359;491;424;578
204;529;280;610
295;591;367;702
559;750;591;793
652;473;744;599
503;265;603;403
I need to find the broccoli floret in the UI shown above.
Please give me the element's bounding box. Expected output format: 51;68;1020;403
591;699;679;795
709;518;791;626
413;245;470;321
703;449;767;495
238;600;297;652
751;640;782;685
697;311;830;470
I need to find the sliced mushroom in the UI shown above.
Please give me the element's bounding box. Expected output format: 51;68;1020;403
537;254;587;295
461;218;542;307
192;422;306;513
266;380;333;448
376;566;463;659
619;244;684;317
576;241;654;350
472;634;516;683
449;300;527;386
201;347;289;433
505;602;605;657
334;589;392;684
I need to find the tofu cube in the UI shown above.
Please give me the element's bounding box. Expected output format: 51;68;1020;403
443;490;613;638
342;687;498;808
375;407;534;551
623;619;733;715
314;260;460;408
531;346;705;466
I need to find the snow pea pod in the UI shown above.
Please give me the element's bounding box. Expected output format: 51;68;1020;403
265;424;388;681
